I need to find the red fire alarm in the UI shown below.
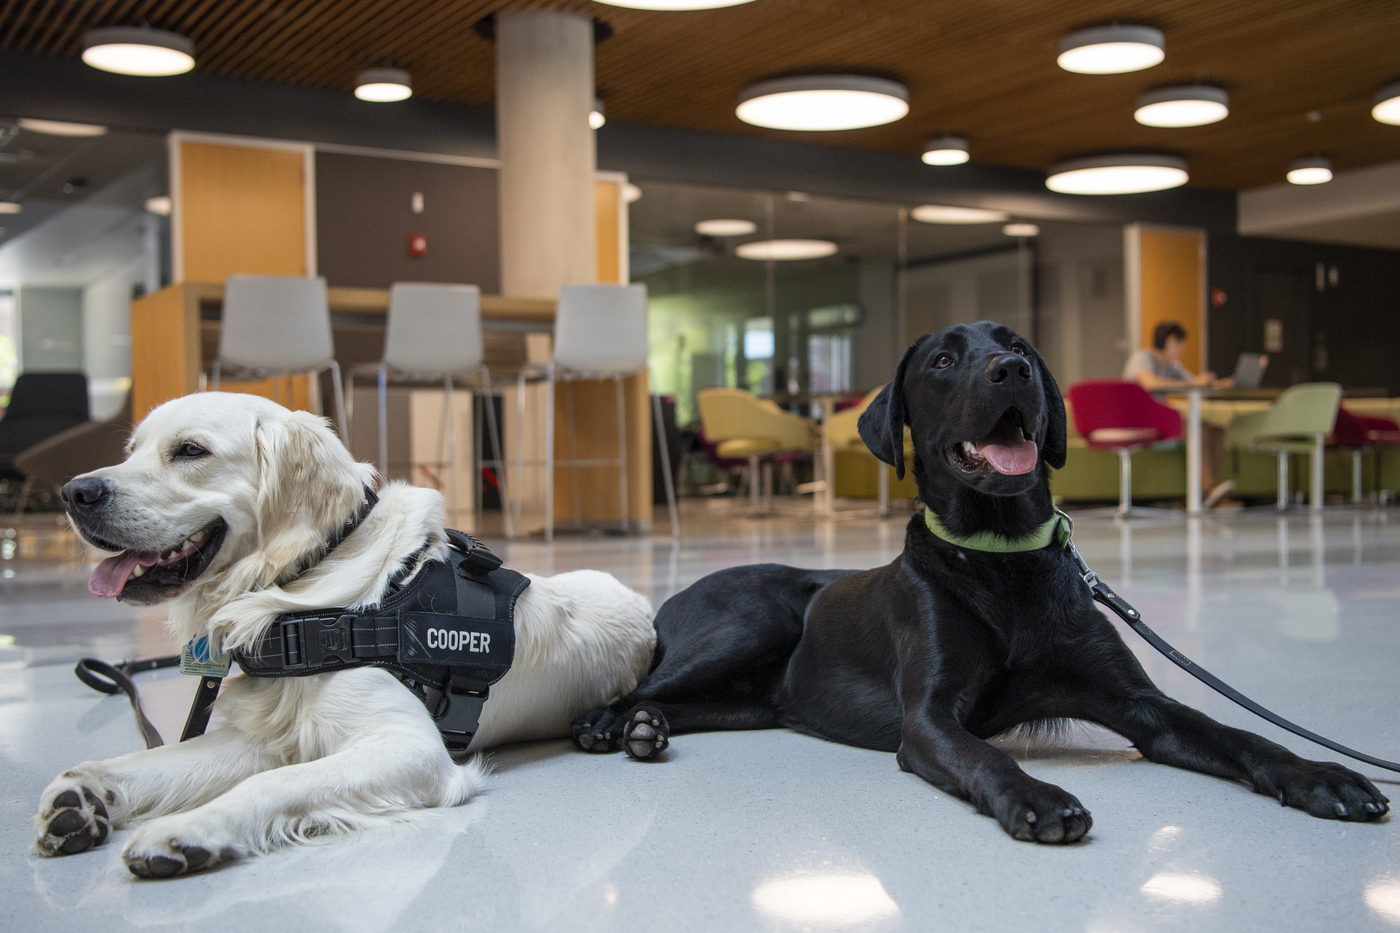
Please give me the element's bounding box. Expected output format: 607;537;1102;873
408;233;428;257
1211;287;1227;307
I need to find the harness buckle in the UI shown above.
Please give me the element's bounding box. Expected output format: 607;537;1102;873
286;613;358;669
434;676;491;747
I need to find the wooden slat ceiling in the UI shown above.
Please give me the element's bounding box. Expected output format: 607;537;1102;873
2;0;1398;191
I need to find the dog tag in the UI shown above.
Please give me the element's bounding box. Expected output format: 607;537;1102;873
180;635;232;677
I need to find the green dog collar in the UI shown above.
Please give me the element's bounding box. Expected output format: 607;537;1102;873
923;507;1073;553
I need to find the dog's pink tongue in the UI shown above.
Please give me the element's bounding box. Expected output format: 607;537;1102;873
975;438;1039;475
89;552;150;598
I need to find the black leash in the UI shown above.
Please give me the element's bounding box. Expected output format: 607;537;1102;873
1062;525;1400;774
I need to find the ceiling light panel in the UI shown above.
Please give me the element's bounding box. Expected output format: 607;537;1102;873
736;239;838;260
1287;156;1333;185
921;135;969;165
1373;82;1400;125
1057;25;1164;75
695;219;757;236
591;97;606;130
1134;86;1229;127
911;205;1008;224
82;27;195;76
16;118;109;137
1003;223;1040;237
355;68;412;101
593;0;757;7
736;76;909;131
1046;154;1189;195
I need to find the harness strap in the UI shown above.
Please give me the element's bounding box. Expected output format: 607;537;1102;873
1059;512;1400;774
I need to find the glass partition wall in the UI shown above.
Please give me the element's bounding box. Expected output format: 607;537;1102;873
631;180;1126;434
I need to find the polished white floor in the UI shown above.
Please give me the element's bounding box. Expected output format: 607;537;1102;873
4;502;1400;932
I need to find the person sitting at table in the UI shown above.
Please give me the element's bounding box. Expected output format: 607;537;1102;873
1124;321;1233;392
1123;321;1235;508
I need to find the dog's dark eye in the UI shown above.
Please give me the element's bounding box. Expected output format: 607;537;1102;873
933;353;954;369
173;442;209;460
1009;343;1028;356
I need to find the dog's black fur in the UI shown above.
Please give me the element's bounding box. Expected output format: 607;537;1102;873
573;321;1389;842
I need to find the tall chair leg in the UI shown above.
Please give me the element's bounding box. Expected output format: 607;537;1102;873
211;360;221;391
480;369;514;540
1117;448;1133;516
1353;450;1364;505
1311;433;1325;511
514;368;528;535
327;360;349;443
15;477;32;515
652;392;680;538
544;364;556;543
878;463;890;517
748;456;761;516
444;376;459;529
762;460;774;514
615;373;629;535
1277;451;1289;511
564;381;582;528
376;365;389;479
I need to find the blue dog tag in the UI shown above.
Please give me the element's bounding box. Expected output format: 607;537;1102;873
180;635;232;677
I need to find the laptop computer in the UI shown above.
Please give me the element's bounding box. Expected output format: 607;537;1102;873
1231;353;1268;388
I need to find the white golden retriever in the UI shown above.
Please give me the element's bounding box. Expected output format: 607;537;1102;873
34;392;656;878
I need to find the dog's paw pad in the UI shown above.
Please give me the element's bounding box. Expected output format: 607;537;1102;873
623;705;670;761
125;841;215;879
571;708;623;753
998;784;1091;844
1272;761;1390;822
35;783;110;857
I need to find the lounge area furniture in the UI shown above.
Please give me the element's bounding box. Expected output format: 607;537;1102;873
1066;380;1184;516
12;393;133;514
0;372;91;495
696;387;817;515
1224;383;1342;511
824;387;917;514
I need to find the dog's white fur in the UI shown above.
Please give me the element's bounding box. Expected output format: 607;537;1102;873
34;392;655;874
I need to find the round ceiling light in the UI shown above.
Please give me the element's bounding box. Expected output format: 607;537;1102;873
16;118;108;137
592;0;756;7
355;68;412;102
1134;86;1229;127
0;202;21;214
736;75;909;131
1287;156;1333;186
1046;154;1188;194
1372;81;1400;125
82;26;195;76
695;218;758;236
144;196;173;215
911;205;1008;224
623;183;643;203
590;98;606;130
736;239;838;261
921;135;969;165
1057;25;1164;75
1003;223;1040;237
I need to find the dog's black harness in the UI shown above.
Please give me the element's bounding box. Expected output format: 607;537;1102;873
234;529;528;759
232;529;528;759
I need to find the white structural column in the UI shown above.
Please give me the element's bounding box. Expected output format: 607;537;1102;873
496;10;597;298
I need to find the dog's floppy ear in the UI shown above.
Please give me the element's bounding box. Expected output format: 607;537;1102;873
858;337;926;480
253;409;363;575
1029;344;1067;470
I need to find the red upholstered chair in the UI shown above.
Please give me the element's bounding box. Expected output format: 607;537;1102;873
1329;408;1400;503
1067;379;1184;515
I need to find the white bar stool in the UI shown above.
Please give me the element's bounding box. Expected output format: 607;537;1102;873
345;283;512;537
513;283;679;542
211;275;347;440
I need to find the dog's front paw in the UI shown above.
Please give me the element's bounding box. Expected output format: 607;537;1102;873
34;779;112;857
1267;760;1390;822
991;781;1092;844
123;817;223;879
571;708;624;753
622;704;669;761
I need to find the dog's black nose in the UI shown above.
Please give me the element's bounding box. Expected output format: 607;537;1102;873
62;476;112;512
986;353;1032;385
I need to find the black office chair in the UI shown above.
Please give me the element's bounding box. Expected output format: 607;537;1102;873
0;372;91;486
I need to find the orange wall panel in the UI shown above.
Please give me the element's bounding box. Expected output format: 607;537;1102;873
1138;227;1206;373
180;141;306;282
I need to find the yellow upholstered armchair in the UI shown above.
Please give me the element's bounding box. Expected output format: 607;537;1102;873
824;386;918;514
696;387;818;514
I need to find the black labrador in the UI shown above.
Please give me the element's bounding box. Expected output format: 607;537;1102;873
573;321;1389;843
